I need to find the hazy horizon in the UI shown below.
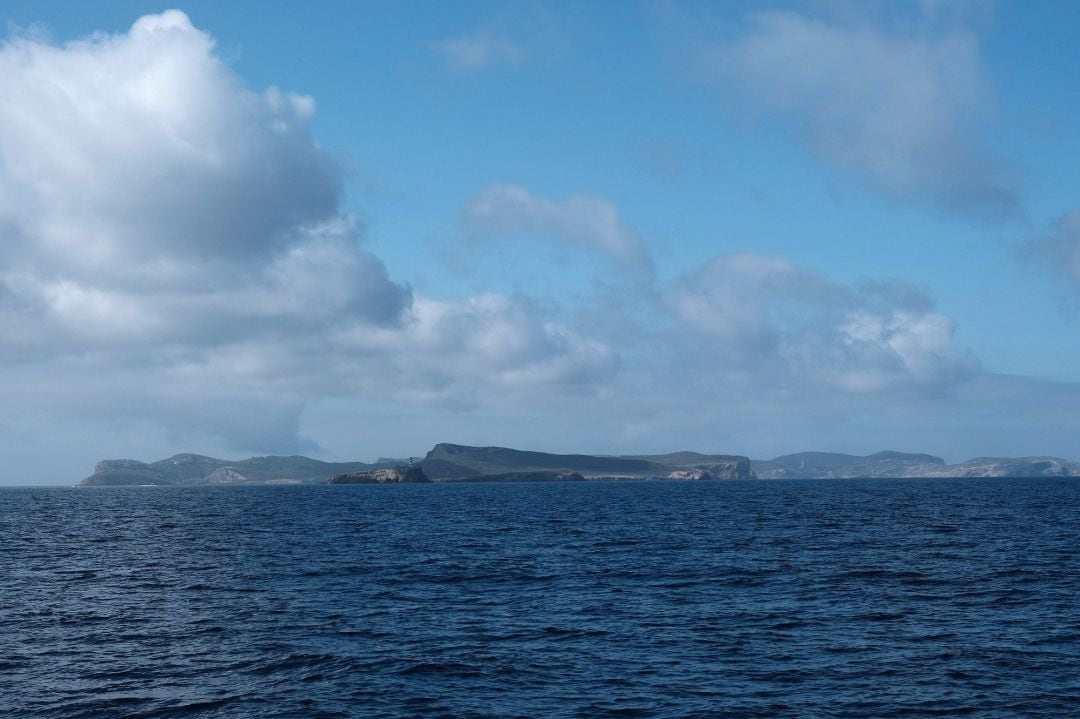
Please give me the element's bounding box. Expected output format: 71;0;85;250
3;2;1080;485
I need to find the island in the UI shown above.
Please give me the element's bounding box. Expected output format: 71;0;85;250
77;444;1080;486
751;451;1080;479
328;467;431;484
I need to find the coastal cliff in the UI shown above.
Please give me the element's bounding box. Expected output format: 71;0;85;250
328;467;430;484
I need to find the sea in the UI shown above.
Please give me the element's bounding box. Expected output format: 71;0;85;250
2;478;1079;718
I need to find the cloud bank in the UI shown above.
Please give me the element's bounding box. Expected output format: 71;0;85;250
664;254;978;395
3;9;1065;479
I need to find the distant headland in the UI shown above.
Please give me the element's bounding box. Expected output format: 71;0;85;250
77;443;1080;486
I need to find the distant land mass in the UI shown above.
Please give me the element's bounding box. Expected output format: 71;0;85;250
80;454;384;486
420;443;754;481
752;451;1080;479
78;444;754;486
77;444;1080;486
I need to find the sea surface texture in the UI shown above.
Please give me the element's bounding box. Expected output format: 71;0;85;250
3;479;1079;718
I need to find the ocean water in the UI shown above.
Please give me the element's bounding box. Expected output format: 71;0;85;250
2;479;1079;718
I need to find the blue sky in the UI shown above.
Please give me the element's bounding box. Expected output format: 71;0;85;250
2;1;1080;483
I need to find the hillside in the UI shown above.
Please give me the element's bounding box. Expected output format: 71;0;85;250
752;451;1080;479
420;443;755;480
80;454;378;486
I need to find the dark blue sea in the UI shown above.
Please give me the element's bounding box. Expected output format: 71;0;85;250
3;479;1079;718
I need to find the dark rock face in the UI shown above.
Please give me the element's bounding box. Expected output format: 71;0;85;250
865;451;945;465
328;466;431;484
698;458;755;479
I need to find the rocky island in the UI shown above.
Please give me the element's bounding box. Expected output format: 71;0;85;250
419;443;756;481
328;467;430;484
78;444;1080;486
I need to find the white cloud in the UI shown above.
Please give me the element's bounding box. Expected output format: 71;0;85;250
395;294;617;405
664;253;979;394
430;30;525;72
0;11;411;354
0;12;614;459
463;184;656;280
0;10;339;278
708;9;1017;217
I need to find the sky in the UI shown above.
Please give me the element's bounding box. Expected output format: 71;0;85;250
2;1;1080;484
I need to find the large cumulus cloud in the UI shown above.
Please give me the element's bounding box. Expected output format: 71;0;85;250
1;11;338;274
0;11;609;459
0;10;409;346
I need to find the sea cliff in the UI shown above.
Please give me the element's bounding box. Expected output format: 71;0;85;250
328;467;431;484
